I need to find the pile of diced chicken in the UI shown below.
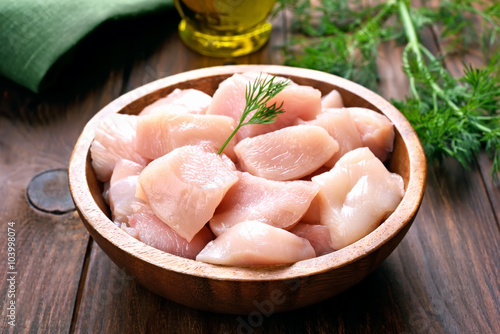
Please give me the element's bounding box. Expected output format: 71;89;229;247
90;72;405;266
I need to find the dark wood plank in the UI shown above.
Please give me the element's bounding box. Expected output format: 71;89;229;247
420;0;499;229
428;17;500;228
478;153;500;224
376;2;500;332
0;9;188;332
390;160;500;333
444;53;500;230
72;243;210;334
361;10;500;332
74;244;413;334
0;50;126;334
376;40;409;100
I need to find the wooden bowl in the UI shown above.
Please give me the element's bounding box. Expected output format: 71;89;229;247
68;65;426;314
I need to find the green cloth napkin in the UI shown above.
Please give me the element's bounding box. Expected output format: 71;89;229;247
0;0;174;93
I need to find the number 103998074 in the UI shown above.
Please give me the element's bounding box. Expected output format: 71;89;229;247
6;221;17;327
7;222;16;271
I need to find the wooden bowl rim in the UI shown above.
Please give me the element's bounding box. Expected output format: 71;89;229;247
68;64;427;282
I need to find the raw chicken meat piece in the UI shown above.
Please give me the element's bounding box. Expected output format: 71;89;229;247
206;72;322;141
196;221;316;266
321;89;344;109
102;182;110;205
90;113;149;182
311;147;405;250
108;159;145;224
139;88;212;116
205;72;250;132
135;111;237;160
348;107;395;162
210;172;319;236
290;223;335;256
262;84;322;133
110;158;145;181
128;203;214;259
235;125;339;181
299;196;320;224
307;108;363;168
138;145;239;242
120;222;139;239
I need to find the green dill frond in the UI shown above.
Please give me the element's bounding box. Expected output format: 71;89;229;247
217;74;290;154
241;74;290;125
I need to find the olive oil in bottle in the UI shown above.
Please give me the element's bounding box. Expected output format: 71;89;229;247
174;0;277;57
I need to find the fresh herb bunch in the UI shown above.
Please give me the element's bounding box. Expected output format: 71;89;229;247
277;0;401;91
218;74;290;154
278;0;500;176
396;0;500;173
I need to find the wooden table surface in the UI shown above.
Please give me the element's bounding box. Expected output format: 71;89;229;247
1;4;499;334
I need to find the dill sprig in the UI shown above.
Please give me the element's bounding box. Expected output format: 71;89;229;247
279;0;500;177
218;74;290;154
394;0;500;175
